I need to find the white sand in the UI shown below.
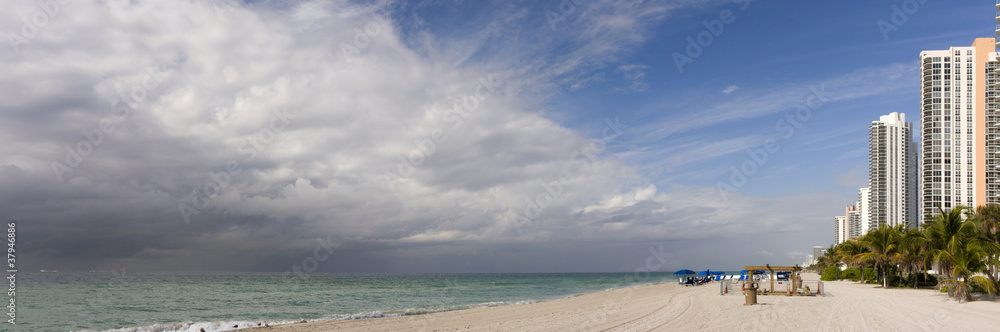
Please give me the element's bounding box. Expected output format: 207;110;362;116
253;273;999;331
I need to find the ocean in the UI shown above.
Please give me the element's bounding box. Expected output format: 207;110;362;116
19;271;701;331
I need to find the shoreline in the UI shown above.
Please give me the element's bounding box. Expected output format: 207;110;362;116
236;278;673;331
249;273;1000;331
95;273;680;332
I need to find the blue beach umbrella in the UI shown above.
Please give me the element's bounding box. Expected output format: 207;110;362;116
673;269;695;275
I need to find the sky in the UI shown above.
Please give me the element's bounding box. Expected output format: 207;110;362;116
2;0;996;273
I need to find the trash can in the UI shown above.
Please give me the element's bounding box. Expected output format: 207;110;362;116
744;282;758;306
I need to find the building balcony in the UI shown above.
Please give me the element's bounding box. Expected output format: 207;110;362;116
996;12;1000;23
997;0;1000;11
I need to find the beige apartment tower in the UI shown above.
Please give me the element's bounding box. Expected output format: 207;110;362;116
918;38;998;222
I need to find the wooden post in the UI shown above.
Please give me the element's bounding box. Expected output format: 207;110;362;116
768;264;775;293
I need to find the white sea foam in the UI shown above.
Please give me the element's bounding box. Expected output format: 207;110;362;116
92;319;298;332
92;300;539;332
329;300;536;321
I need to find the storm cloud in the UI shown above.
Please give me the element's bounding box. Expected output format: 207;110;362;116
3;0;838;273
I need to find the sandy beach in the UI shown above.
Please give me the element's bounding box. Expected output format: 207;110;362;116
252;273;999;331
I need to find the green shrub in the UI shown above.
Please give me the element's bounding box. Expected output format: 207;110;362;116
841;268;860;281
820;266;839;281
863;267;877;281
899;273;937;288
971;283;987;294
886;274;903;287
917;274;938;287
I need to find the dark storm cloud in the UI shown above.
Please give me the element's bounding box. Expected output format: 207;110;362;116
1;0;836;273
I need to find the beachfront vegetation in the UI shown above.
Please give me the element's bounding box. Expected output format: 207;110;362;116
812;205;1000;302
820;266;838;281
819;266;876;282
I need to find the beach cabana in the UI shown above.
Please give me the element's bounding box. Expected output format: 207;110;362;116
743;264;803;294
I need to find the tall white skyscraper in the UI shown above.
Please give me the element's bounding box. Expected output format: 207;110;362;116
858;187;871;235
919;38;996;221
869;112;917;229
834;216;847;244
847;205;861;239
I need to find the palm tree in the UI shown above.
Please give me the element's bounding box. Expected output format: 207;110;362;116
834;240;868;281
853;225;903;288
971;204;1000;292
899;226;932;289
935;240;998;302
812;243;838;273
923;206;973;280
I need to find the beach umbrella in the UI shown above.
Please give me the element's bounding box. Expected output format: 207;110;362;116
698;270;708;276
673;269;695;275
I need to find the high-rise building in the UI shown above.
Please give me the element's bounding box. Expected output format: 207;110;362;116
834;216;847;244
834;205;860;244
813;246;826;263
858;187;871;234
919;38;996;221
868;112;918;229
847;205;862;239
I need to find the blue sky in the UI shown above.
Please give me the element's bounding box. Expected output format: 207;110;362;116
546;0;991;198
2;0;997;273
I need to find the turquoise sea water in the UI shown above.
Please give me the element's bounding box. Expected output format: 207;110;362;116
18;271;714;331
